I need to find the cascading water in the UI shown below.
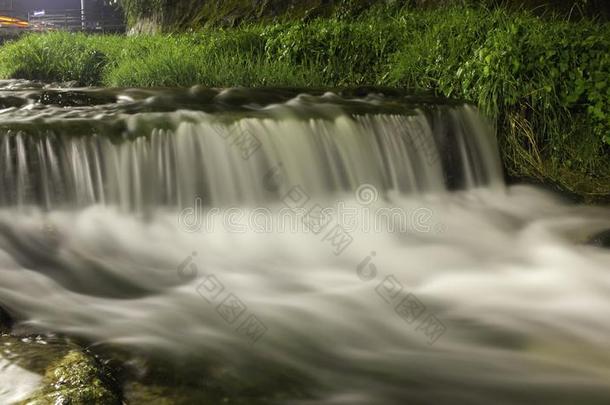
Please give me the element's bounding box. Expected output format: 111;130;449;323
1;81;609;404
0;86;502;209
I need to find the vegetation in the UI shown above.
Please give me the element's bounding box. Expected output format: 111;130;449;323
24;350;121;404
116;0;610;31
0;5;608;199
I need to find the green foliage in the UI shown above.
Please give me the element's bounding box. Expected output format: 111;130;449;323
388;8;609;187
0;33;107;85
103;30;320;87
0;6;608;198
263;18;403;85
26;350;121;404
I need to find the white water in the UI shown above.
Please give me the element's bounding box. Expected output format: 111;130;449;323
1;186;609;403
0;90;502;209
0;359;41;404
0;87;609;403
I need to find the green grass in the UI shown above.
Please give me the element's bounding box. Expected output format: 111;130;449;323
0;5;608;199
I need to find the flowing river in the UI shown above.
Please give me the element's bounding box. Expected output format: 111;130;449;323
1;80;609;404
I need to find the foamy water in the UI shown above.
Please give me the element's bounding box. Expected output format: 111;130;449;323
0;84;609;403
1;186;609;403
0;359;41;404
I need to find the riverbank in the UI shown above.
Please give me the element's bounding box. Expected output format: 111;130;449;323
0;5;608;201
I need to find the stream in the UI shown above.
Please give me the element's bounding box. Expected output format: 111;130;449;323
1;80;609;404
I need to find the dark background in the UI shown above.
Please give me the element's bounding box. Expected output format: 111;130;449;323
1;1;118;18
2;1;80;13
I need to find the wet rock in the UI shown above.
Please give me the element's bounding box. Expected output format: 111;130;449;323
1;335;67;374
118;353;313;405
1;329;122;405
123;382;185;405
35;90;117;107
589;229;610;249
0;334;69;404
24;350;121;405
0;95;27;109
0;306;12;334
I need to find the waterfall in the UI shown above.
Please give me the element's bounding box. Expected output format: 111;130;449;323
0;90;503;209
3;84;607;405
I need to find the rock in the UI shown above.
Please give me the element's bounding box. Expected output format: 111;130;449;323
1;330;123;405
123;382;179;405
25;350;121;405
0;335;71;404
0;306;12;334
589;229;610;249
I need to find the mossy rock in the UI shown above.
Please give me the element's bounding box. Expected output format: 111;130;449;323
23;350;121;405
1;334;75;404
